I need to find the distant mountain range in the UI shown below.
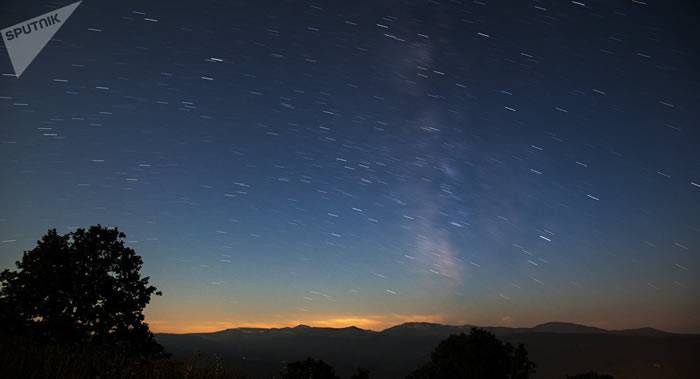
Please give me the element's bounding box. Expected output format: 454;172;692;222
377;321;674;337
156;322;699;379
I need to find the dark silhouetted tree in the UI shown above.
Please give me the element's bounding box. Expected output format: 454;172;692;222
351;367;370;379
408;328;536;379
0;225;164;357
567;372;614;379
511;342;535;378
282;357;340;379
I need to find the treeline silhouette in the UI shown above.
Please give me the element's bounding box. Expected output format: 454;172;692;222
0;226;614;378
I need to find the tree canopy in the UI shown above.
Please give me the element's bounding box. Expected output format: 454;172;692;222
409;328;536;379
567;372;615;379
282;357;340;379
351;367;370;379
0;225;163;357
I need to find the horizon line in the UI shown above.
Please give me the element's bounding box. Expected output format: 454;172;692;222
151;320;681;335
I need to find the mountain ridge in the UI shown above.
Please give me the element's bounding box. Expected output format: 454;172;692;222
156;321;698;378
157;320;677;338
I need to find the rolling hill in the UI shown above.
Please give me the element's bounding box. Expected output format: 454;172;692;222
156;322;698;378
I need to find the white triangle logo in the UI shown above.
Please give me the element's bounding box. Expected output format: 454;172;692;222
1;1;82;78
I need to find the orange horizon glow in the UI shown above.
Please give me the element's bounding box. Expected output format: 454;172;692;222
145;312;696;335
147;313;449;334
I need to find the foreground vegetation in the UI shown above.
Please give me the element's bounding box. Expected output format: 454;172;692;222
0;334;615;378
0;336;245;379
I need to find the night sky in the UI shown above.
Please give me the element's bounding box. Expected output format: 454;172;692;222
1;0;698;333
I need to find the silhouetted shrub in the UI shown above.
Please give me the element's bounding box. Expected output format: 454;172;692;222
0;225;164;358
567;372;614;379
408;328;536;379
282;357;340;379
351;367;370;379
